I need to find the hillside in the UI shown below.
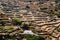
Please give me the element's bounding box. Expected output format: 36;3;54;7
0;0;60;40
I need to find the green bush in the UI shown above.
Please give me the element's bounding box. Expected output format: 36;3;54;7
40;8;47;10
0;26;3;30
6;28;14;33
12;18;22;26
22;23;29;30
18;30;23;33
25;34;45;40
6;38;17;40
6;37;17;40
54;12;60;18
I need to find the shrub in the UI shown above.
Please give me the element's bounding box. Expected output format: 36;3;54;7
54;12;60;18
18;30;23;33
25;34;45;40
40;8;47;10
0;26;3;30
22;23;29;30
12;18;22;26
6;28;14;33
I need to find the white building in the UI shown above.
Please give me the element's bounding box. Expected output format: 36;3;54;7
23;30;34;34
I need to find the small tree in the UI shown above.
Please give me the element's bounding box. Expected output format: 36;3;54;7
22;23;29;30
12;18;22;26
